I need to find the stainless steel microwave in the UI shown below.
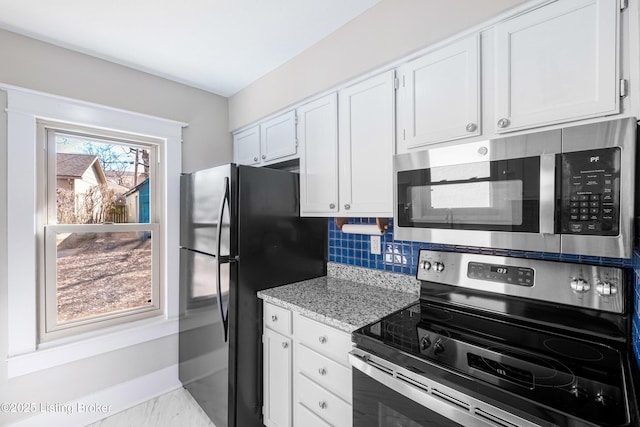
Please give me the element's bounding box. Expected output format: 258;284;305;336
394;118;638;258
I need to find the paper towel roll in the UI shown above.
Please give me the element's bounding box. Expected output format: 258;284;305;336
341;224;384;235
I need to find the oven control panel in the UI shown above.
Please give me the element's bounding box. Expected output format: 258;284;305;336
416;250;625;313
467;262;534;286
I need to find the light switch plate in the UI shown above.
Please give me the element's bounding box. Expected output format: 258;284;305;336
370;235;381;255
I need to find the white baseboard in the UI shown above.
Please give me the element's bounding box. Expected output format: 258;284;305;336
8;364;181;427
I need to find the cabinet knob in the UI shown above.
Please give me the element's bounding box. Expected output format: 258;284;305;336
465;123;477;132
271;315;277;322
318;336;328;344
261;154;266;160
344;204;351;210
318;401;327;410
477;146;488;156
497;118;511;128
253;157;258;162
329;203;336;209
281;341;289;349
318;367;327;376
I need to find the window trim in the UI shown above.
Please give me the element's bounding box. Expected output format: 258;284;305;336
5;85;185;378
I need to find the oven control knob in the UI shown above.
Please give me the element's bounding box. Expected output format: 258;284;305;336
433;339;445;355
420;260;432;271
434;262;445;273
420;335;432;351
595;281;617;296
570;278;590;293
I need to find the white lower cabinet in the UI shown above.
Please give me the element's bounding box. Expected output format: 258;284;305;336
263;301;353;427
263;304;293;427
294;314;353;427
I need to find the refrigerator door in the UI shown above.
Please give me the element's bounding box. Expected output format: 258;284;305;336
180;165;232;256
178;247;230;427
228;165;327;427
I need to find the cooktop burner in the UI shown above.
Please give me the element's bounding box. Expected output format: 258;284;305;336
353;300;629;426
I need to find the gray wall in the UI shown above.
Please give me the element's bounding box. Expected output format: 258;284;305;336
0;28;229;424
228;0;525;131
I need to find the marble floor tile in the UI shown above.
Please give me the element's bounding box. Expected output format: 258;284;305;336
87;388;215;427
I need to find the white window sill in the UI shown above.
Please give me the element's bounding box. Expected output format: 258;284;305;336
6;315;179;378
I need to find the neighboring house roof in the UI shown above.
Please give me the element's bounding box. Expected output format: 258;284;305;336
123;177;150;197
56;153;107;185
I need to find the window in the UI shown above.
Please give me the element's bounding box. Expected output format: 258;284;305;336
38;123;163;340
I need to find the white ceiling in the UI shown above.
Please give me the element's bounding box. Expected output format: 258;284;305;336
0;0;382;97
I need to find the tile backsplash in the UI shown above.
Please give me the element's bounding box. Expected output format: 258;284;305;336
328;217;640;369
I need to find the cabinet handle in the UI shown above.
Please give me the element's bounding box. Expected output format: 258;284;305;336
318;336;328;344
329;203;335;209
465;123;477;132
281;341;289;349
271;315;277;322
344;204;351;210
318;401;327;410
318;367;327;376
253;157;258;162
261;154;266;160
497;118;511;128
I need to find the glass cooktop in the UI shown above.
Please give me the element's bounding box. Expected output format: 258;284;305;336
352;300;629;427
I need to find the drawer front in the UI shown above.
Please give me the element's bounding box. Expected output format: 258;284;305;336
297;343;352;403
296;374;352;427
295;403;331;427
264;302;292;336
295;315;352;366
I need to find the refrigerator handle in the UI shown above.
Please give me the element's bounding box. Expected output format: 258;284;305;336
215;177;230;342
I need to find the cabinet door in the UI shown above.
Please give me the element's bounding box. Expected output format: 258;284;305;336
298;93;339;216
263;327;292;427
494;0;618;132
233;125;261;166
397;34;480;150
261;110;297;163
338;71;395;216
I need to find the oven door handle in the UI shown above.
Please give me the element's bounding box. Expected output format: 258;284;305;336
349;349;541;427
539;152;556;235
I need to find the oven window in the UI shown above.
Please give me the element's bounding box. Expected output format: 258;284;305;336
397;157;539;232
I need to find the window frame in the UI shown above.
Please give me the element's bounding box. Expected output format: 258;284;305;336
5;87;184;378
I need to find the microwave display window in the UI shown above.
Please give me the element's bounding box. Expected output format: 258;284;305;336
397;157;540;232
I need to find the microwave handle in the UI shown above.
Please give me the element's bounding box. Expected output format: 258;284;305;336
539;153;556;235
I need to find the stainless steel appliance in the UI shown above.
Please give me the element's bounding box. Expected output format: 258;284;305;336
394;118;637;258
351;250;640;426
179;164;326;427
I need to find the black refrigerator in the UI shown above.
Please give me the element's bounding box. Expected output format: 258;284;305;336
178;164;327;427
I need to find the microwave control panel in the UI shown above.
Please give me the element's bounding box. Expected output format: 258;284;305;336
559;148;620;236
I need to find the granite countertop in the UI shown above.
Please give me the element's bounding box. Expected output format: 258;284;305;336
257;263;420;333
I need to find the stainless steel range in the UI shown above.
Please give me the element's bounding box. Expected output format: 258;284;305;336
351;250;640;426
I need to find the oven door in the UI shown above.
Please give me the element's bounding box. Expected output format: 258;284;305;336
350;350;541;427
394;134;561;253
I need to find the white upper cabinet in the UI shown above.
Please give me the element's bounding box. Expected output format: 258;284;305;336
494;0;619;133
299;71;395;217
260;110;297;163
338;70;395;216
298;93;339;215
233;125;260;166
233;110;297;166
397;34;480;151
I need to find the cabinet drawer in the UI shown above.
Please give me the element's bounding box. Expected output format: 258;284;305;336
295;315;352;366
295;402;332;427
297;343;352;403
296;374;352;427
264;302;292;336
